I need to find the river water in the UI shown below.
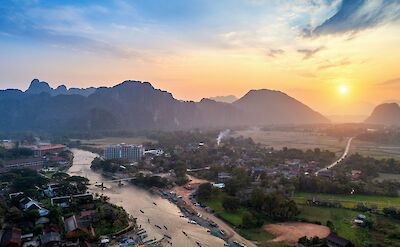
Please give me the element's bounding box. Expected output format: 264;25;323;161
68;149;225;247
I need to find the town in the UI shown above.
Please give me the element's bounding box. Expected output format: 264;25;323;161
2;127;400;247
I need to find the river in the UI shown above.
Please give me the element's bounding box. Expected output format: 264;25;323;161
68;149;226;247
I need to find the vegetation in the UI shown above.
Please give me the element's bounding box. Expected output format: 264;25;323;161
293;192;400;210
0;146;34;160
131;173;170;188
0;168;49;197
298;205;400;247
93;197;130;236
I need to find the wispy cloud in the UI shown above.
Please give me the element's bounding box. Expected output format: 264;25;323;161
305;0;400;37
377;77;400;86
318;58;350;70
267;48;285;57
297;46;324;59
0;1;145;58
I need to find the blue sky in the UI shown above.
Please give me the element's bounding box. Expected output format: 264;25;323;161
1;0;400;115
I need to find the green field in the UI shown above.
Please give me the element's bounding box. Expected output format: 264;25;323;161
298;205;400;246
294;192;400;210
198;195;248;226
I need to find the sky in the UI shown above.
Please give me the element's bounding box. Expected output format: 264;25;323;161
1;0;400;117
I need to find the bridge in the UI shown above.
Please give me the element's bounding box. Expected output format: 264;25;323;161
93;176;137;184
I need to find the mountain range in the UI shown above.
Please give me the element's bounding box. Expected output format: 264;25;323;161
0;79;331;132
26;79;96;97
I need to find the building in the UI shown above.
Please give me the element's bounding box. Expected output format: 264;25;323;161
40;232;61;247
64;215;94;239
0;157;45;173
19;197;49;217
0;228;21;247
104;144;144;161
29;144;66;157
217;172;232;183
326;233;352;247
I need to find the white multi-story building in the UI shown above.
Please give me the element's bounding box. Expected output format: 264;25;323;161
104;144;144;161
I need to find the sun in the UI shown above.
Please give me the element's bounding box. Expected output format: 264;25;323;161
338;84;348;95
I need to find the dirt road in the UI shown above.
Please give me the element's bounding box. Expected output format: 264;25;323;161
173;175;258;247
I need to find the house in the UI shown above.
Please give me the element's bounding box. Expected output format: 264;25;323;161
0;228;22;247
64;215;94;239
79;210;97;222
35;217;50;226
326;233;353;247
40;232;61;247
19;197;49;216
51;196;70;208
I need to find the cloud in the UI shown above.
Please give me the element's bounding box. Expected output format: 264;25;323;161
297;46;324;59
377;77;400;87
305;0;400;37
267;49;285;57
317;58;350;70
0;1;146;59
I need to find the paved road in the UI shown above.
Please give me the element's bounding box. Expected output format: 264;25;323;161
315;137;354;175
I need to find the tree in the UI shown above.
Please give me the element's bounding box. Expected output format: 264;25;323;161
241;212;255;229
222;195;240;212
250;188;265;210
224;179;240;196
197;183;213;200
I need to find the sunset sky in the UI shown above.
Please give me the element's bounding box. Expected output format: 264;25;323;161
1;0;400;116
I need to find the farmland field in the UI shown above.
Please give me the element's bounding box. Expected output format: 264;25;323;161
234;129;344;154
294;192;400;210
350;139;400;160
235;129;400;160
374;173;400;182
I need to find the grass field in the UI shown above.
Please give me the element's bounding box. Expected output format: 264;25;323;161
298;205;400;246
198;195;248;226
294;192;400;210
76;136;156;148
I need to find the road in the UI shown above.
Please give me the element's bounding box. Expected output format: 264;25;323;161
315;137;354;175
174;176;258;247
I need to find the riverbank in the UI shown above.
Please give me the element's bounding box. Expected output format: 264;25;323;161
172;175;258;247
69;149;226;247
